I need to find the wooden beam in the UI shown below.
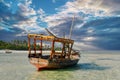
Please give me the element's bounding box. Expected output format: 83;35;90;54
50;41;55;59
28;37;31;54
34;37;36;55
40;40;42;55
28;34;74;43
61;43;65;58
67;44;70;59
68;43;73;59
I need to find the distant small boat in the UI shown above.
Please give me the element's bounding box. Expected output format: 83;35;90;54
5;49;12;53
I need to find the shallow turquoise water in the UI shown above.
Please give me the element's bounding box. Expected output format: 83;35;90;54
0;50;120;80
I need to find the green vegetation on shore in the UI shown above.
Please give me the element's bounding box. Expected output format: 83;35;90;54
0;40;28;50
0;40;62;50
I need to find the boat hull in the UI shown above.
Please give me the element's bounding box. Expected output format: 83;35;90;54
29;56;79;70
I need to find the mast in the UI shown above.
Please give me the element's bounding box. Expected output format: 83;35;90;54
45;28;57;38
69;15;75;39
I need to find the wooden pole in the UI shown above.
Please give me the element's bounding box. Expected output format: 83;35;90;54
69;15;75;39
67;44;70;59
34;37;36;55
40;40;42;55
68;43;73;59
61;43;65;58
28;37;31;54
50;41;55;59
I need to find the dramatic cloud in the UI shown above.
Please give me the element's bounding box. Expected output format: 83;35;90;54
0;27;27;41
43;0;120;50
45;0;120;28
0;0;45;37
0;0;120;50
73;17;120;50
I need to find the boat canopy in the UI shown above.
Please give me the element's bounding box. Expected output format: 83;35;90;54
28;34;74;43
28;34;74;59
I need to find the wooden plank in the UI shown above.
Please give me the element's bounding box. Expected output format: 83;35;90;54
50;41;55;59
28;34;74;43
40;40;42;55
28;37;31;54
34;37;36;55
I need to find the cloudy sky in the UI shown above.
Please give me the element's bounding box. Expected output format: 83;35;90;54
0;0;120;50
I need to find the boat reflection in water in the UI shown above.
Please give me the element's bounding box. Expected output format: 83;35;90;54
27;29;80;71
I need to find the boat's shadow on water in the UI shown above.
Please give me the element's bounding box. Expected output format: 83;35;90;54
76;63;111;70
41;63;111;71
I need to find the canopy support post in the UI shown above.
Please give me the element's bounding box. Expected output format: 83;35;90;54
34;37;36;55
50;40;55;59
68;43;73;59
40;40;42;56
28;37;31;57
61;43;65;58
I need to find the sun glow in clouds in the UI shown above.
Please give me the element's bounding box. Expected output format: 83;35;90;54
83;37;96;41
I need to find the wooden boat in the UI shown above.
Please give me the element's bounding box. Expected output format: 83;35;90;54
27;29;80;70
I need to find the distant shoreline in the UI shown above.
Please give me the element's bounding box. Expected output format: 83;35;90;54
0;50;120;54
0;50;51;54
